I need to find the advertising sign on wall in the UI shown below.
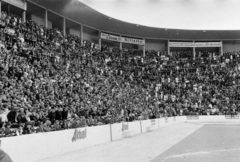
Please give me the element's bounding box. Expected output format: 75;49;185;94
225;115;239;119
101;33;121;42
122;122;129;131
187;115;199;120
72;128;87;142
195;42;222;47
121;37;145;45
169;42;222;47
151;119;156;125
169;42;195;47
165;117;168;123
101;32;145;45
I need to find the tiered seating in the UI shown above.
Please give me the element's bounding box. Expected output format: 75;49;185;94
0;12;239;137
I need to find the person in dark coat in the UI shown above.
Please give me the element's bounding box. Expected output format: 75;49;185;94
62;107;68;120
7;109;17;123
55;107;63;120
48;108;56;124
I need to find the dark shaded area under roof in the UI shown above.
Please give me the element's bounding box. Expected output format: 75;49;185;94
29;0;240;40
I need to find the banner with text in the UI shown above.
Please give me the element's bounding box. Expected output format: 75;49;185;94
121;37;145;45
101;32;145;45
169;42;195;47
195;42;222;47
101;33;121;42
169;42;222;47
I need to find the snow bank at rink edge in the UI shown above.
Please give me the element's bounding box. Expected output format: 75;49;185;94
1;115;238;162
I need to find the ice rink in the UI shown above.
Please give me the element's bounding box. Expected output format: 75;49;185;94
35;123;240;162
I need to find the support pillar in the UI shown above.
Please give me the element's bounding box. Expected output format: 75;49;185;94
63;17;66;37
44;9;48;28
22;10;26;22
7;4;10;14
220;40;223;55
0;1;2;18
143;38;146;57
119;35;122;50
167;40;170;55
193;40;196;60
80;24;83;45
98;31;102;50
143;45;146;57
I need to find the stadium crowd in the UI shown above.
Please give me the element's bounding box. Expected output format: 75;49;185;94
0;11;239;137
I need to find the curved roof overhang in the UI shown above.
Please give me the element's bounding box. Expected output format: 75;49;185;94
28;0;240;40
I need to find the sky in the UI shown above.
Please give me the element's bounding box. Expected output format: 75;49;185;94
78;0;240;30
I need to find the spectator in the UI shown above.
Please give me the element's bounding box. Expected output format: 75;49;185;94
38;120;51;133
0;11;240;138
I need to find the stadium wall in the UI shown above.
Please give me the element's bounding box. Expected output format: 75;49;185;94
1;115;239;162
29;14;53;29
0;117;185;162
122;43;138;49
83;30;99;44
223;41;240;53
145;39;166;51
69;28;81;37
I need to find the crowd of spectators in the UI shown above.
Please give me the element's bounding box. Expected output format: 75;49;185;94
0;11;239;137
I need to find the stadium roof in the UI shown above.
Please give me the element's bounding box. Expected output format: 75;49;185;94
29;0;240;40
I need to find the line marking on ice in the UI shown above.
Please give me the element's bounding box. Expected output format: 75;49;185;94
163;148;240;162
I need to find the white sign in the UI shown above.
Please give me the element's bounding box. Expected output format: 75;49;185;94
195;42;222;47
169;42;195;47
169;42;222;47
101;33;121;42
121;37;145;45
101;32;145;45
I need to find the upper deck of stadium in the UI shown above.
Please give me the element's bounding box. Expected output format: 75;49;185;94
3;0;239;40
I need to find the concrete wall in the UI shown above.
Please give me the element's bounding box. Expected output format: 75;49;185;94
101;39;120;47
223;41;240;53
83;31;98;44
122;43;138;49
145;39;166;51
0;117;184;162
69;28;80;37
30;14;52;29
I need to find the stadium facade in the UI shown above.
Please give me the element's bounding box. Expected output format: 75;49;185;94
2;0;240;57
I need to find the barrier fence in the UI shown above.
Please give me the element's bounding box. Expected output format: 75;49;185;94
1;115;240;162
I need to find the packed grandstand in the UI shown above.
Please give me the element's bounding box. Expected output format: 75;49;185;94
0;0;239;139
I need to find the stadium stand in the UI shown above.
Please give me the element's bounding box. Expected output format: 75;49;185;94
0;1;239;138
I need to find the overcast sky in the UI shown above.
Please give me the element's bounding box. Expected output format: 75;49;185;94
78;0;240;30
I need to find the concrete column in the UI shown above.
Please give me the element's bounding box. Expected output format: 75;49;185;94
0;1;2;18
143;45;146;57
22;10;26;22
193;40;196;60
44;9;48;28
119;35;122;50
98;31;101;50
167;40;170;55
63;17;66;37
80;24;83;45
143;38;146;57
7;4;10;14
220;40;223;55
